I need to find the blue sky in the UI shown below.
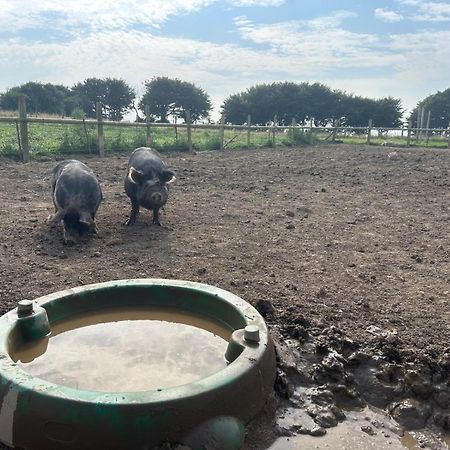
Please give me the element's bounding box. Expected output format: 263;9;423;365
1;0;449;119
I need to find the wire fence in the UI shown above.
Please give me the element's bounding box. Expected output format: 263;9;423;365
1;100;449;161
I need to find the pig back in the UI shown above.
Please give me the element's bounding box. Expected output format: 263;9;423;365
54;161;102;212
127;147;168;176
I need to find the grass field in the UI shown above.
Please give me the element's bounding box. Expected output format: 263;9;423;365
0;121;448;158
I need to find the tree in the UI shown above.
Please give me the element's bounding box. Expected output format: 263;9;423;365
222;83;303;125
372;97;403;128
0;82;70;114
221;93;248;124
70;78;107;118
222;82;403;127
103;78;136;121
222;82;348;125
139;77;211;123
409;88;450;129
70;78;135;120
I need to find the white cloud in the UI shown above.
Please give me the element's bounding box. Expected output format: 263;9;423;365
233;14;394;70
395;0;450;21
0;1;216;32
397;0;423;5
307;10;357;29
412;1;450;21
374;8;404;22
0;0;287;33
230;0;284;5
0;30;324;86
379;30;450;109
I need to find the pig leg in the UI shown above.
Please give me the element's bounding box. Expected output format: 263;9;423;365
152;207;162;226
93;222;99;235
62;223;77;246
126;198;140;226
88;217;99;235
47;210;65;227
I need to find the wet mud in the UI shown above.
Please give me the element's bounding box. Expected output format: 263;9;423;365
242;303;450;449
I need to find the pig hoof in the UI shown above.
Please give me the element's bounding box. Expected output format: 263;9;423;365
125;218;136;226
152;219;162;226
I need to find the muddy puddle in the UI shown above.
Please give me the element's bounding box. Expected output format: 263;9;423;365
270;406;449;449
11;306;232;392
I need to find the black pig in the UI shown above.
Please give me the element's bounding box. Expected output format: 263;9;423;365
48;160;102;244
124;147;175;226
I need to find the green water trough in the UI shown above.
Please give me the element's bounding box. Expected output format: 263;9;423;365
0;279;276;449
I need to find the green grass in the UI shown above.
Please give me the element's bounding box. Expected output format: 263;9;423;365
338;134;449;149
0;121;448;158
0;122;21;157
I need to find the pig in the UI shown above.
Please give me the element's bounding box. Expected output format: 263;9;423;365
387;151;399;161
48;160;103;244
124;147;175;226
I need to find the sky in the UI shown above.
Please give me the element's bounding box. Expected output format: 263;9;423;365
0;0;449;120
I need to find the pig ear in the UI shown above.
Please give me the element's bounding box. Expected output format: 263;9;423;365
128;167;145;184
160;170;176;184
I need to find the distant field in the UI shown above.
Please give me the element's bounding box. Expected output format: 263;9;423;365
0;121;448;157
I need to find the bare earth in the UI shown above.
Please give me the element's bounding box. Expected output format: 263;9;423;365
1;144;448;356
0;144;449;448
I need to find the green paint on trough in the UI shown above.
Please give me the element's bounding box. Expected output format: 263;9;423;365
0;279;276;450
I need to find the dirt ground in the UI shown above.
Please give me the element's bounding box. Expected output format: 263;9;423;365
0;144;449;447
1;144;448;355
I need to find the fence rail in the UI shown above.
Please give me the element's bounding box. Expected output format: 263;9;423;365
2;115;449;134
1;99;449;161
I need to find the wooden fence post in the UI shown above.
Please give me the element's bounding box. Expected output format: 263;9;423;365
419;108;426;140
448;122;450;148
96;102;105;157
416;107;421;141
82;118;91;153
247;114;251;148
291;118;296;144
407;120;412;147
331;119;338;143
367;119;372;145
219;115;225;151
145;105;152;147
272;115;277;147
186;110;192;152
425;110;431;145
309;118;314;144
18;95;29;162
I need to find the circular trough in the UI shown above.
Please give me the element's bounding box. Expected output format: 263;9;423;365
0;279;276;450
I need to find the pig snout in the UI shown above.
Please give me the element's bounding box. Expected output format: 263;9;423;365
151;192;163;204
141;181;167;207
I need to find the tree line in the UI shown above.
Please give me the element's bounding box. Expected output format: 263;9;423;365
222;82;404;127
1;77;449;128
